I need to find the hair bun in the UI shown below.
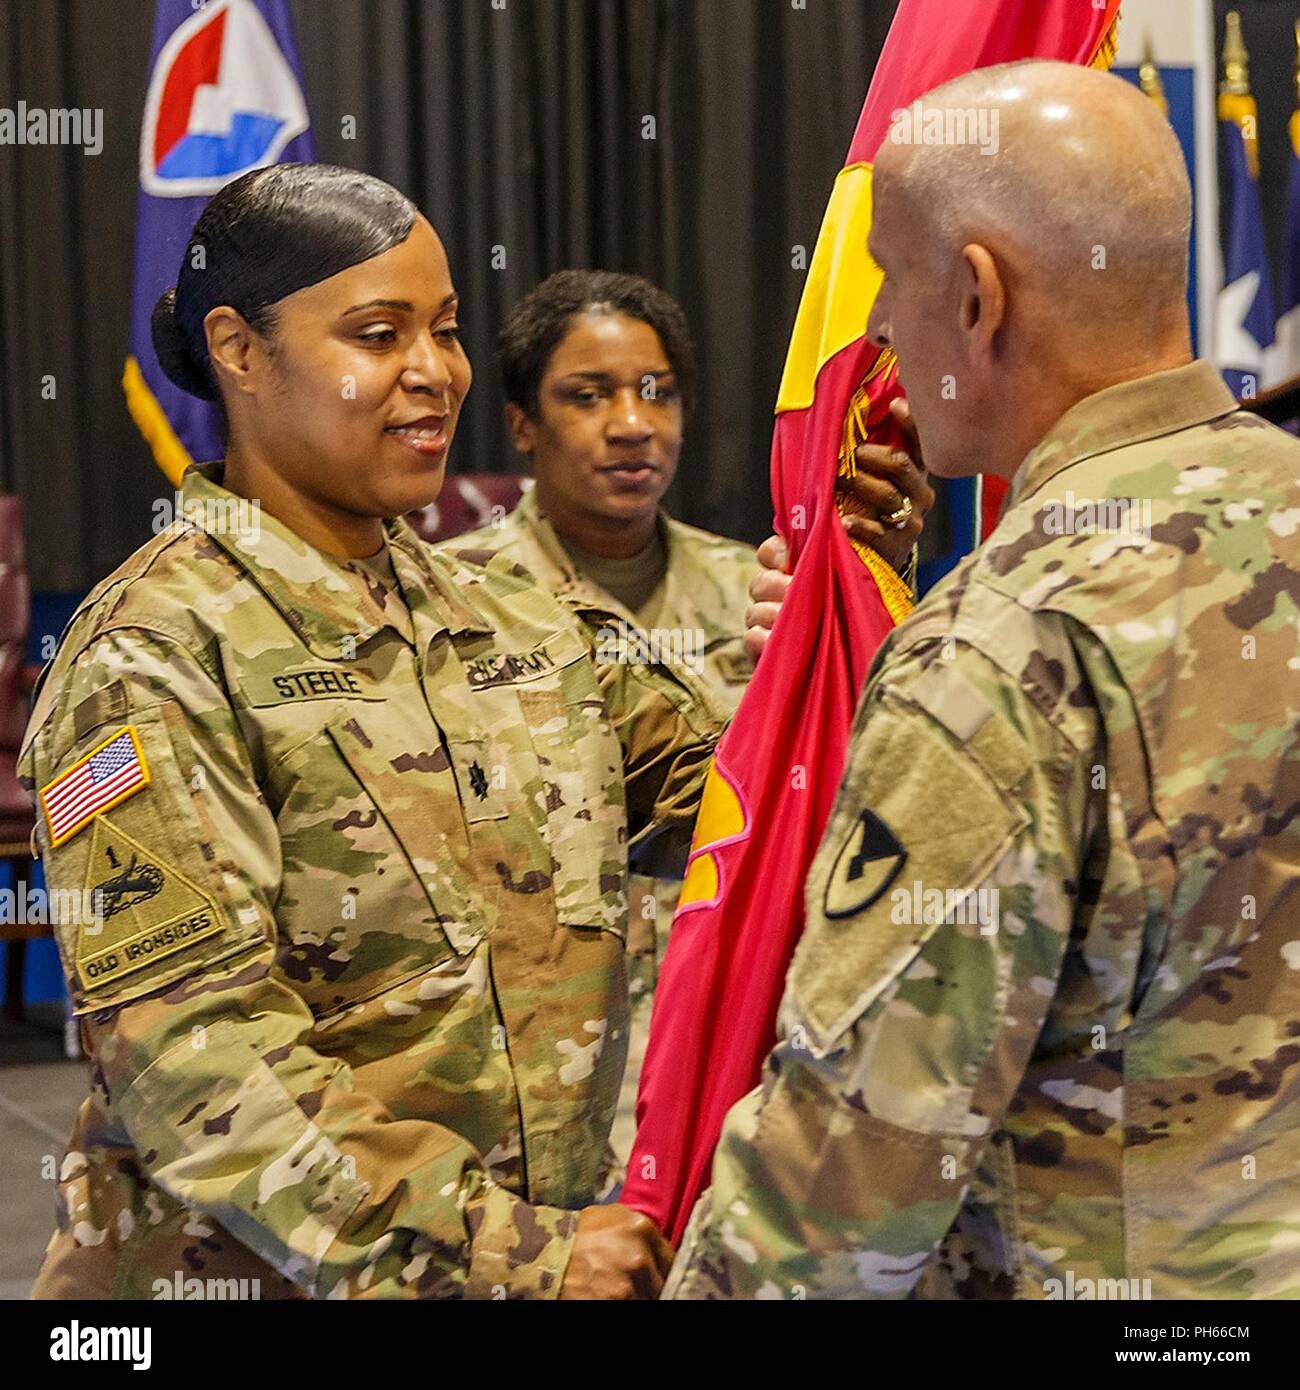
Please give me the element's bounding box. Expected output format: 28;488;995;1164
150;287;217;401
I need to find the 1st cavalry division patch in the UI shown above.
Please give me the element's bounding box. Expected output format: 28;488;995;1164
824;809;908;920
76;817;223;992
39;725;150;847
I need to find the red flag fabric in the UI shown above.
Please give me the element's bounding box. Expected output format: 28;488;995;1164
982;474;1011;540
623;0;1123;1245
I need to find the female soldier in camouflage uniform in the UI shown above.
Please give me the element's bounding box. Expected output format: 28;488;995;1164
21;165;714;1300
453;274;931;1181
452;272;762;1179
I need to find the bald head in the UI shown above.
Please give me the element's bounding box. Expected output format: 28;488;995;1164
876;60;1192;326
866;61;1195;481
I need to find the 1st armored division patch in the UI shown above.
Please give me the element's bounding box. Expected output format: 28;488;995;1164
76;816;223;992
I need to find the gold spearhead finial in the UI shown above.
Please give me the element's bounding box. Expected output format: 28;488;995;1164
1139;35;1168;118
1221;10;1250;97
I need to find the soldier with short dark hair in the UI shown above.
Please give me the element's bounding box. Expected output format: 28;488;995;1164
454;271;828;1177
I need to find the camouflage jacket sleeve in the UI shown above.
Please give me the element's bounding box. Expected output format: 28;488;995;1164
576;609;727;864
666;618;1102;1299
22;628;577;1300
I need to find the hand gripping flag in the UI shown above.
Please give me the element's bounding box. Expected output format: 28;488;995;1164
1214;10;1276;400
622;0;1123;1245
123;0;315;482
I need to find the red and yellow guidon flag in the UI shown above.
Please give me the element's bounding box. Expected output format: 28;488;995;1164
623;0;1122;1244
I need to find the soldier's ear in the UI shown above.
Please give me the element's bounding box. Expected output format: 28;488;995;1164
204;306;261;397
958;242;1005;366
505;402;536;458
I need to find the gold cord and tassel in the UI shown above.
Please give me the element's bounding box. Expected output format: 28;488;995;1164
1138;36;1169;120
1219;11;1262;178
1091;9;1121;72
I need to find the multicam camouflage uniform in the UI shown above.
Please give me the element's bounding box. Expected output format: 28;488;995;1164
669;361;1300;1300
452;488;759;1172
21;461;723;1300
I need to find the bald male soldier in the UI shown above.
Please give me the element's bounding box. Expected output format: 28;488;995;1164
669;61;1300;1300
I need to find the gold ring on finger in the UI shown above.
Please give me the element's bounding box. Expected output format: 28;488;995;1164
883;497;914;530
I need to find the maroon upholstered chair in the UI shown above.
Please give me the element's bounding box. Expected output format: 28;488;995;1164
406;473;527;545
0;494;42;1021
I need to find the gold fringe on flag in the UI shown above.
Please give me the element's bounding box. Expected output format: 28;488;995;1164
836;349;915;625
1091;9;1121;72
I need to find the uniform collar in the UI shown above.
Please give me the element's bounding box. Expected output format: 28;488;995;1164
180;463;490;658
512;488;734;639
512;488;613;597
1008;361;1239;508
386;522;495;639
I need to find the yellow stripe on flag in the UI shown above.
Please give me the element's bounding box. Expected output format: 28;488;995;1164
122;355;194;486
775;163;881;415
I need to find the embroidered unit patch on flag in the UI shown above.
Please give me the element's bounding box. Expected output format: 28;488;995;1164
40;726;151;847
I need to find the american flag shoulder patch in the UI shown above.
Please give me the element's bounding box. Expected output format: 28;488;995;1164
40;726;151;848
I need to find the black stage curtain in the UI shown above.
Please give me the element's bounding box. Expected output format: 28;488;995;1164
0;0;898;592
